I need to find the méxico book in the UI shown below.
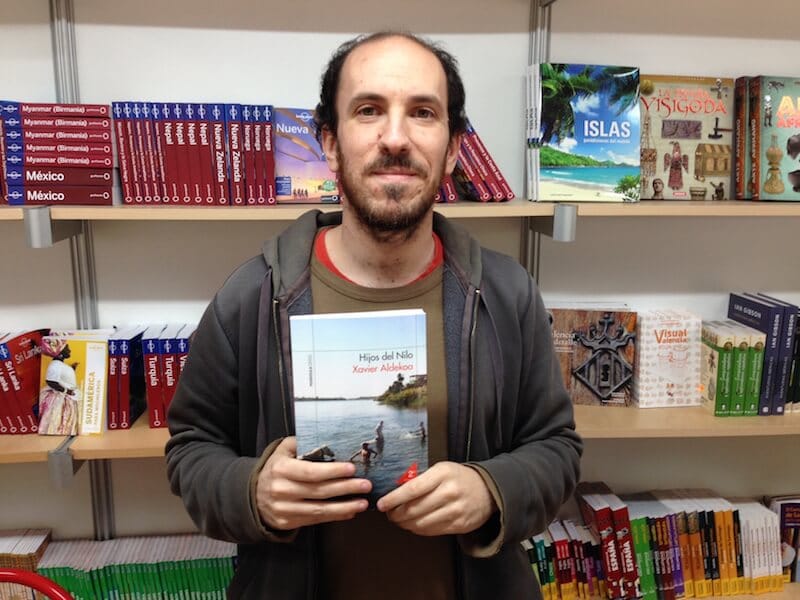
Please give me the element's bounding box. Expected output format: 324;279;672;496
638;75;734;200
537;63;641;202
289;309;428;505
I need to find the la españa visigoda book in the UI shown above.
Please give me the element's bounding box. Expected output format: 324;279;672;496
289;309;428;504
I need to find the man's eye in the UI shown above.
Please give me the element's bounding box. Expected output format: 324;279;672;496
357;106;377;117
414;108;435;119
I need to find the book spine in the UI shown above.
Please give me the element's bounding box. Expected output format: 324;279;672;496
252;105;267;204
118;339;132;429
748;77;762;200
18;115;112;131
467;120;515;198
20;139;112;157
173;103;191;204
132;102;153;203
9;154;114;169
14;102;109;117
461;133;503;200
734;77;751;200
441;174;458;202
242;105;256;205
456;147;491;201
141;103;162;203
196;104;216;205
225;104;245;205
209;104;229;205
727;294;782;415
107;340;119;430
112;102;134;203
185;103;203;204
1;115;8;203
143;336;165;428
122;102;143;203
7;185;112;205
0;354;25;433
262;105;276;204
149;102;169;202
159;103;179;203
5;165;112;187
77;341;107;435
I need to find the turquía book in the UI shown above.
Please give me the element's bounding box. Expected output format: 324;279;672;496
289;309;428;504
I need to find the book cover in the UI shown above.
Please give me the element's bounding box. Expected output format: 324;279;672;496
38;333;108;436
639;75;734;200
289;309;427;504
538;63;641;202
548;307;637;406
273;107;339;203
633;309;702;408
747;75;800;200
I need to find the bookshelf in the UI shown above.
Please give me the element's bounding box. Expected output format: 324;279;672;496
2;0;800;596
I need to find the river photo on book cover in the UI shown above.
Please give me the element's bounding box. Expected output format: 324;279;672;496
289;309;428;503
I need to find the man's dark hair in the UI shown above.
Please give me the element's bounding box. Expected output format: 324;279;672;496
314;31;467;144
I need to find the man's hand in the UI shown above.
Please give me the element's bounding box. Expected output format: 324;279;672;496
376;461;497;536
256;437;372;530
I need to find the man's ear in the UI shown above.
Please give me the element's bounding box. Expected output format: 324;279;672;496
444;132;462;175
321;127;340;173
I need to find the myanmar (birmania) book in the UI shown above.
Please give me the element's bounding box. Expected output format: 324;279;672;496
289;309;428;504
639;75;734;200
535;63;641;202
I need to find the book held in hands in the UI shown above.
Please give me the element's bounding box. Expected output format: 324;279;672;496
289;309;428;503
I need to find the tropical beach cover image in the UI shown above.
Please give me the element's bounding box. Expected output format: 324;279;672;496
289;309;428;502
539;63;641;201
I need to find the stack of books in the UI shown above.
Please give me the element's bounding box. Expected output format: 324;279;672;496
0;101;113;205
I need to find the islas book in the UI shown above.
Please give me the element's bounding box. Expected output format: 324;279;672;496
289;309;428;504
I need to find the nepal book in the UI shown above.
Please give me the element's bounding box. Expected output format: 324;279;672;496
537;63;641;202
289;309;428;504
547;306;637;406
747;76;800;200
273;107;339;204
639;75;734;200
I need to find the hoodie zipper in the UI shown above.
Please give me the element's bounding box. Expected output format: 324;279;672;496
465;288;481;463
272;298;291;436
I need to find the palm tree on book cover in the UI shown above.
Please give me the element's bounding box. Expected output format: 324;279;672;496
540;63;639;145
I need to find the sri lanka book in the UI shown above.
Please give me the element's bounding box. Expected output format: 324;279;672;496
289;309;428;504
535;63;641;202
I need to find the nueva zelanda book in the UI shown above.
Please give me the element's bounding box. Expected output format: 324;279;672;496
537;63;641;202
289;309;428;504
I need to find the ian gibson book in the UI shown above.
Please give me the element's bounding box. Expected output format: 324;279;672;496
289;309;428;503
538;63;641;202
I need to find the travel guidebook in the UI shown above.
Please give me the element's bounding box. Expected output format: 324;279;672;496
289;309;428;504
536;63;641;202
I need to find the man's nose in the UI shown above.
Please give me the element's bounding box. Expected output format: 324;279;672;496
378;113;411;154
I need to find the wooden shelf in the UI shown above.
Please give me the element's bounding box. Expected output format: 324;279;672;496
41;198;551;221
0;433;67;464
0;207;24;221
575;405;800;439
573;200;800;217
70;414;168;460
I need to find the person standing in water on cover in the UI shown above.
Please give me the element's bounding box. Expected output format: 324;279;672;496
166;31;582;599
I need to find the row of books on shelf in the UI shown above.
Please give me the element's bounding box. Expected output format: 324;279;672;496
0;100;514;206
548;292;800;415
0;529;235;600
525;64;800;203
0;324;196;438
530;483;800;600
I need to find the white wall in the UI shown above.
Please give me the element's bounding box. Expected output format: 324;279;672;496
1;0;799;539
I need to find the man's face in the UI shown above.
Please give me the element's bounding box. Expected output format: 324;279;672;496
321;36;461;238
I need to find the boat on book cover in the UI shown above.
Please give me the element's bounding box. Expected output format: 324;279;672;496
539;63;641;202
290;309;428;502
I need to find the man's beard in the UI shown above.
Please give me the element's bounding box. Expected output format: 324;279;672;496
337;150;444;240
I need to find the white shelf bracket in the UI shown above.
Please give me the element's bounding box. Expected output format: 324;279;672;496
23;206;81;248
47;436;84;489
530;203;577;242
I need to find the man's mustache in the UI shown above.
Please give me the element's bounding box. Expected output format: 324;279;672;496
366;154;426;177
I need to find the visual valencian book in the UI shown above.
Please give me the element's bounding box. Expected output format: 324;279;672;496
536;63;641;202
289;309;428;504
